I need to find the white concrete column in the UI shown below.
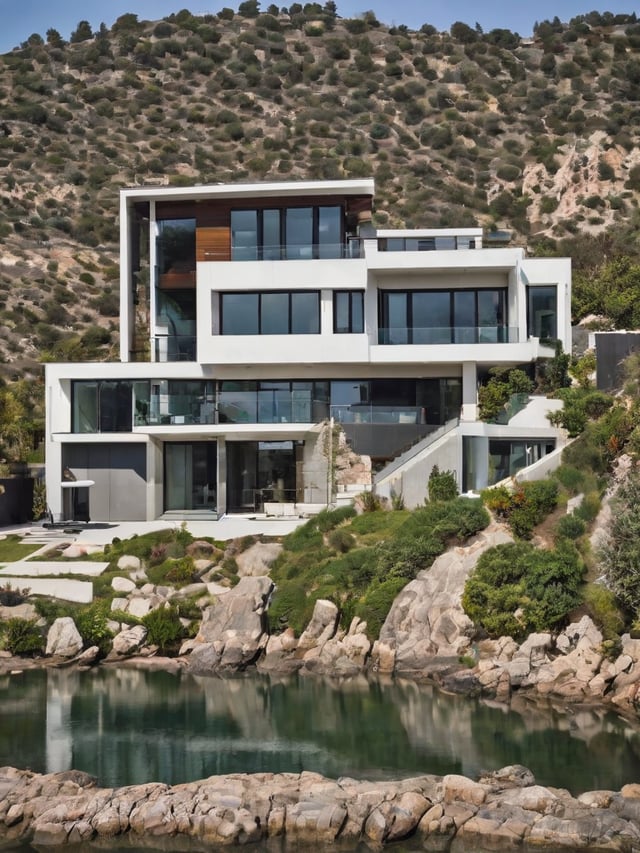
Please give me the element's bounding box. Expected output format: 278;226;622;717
461;362;478;422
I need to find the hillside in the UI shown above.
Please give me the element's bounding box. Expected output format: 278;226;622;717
1;6;640;379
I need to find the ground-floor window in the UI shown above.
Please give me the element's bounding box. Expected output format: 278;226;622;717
226;440;300;513
462;436;556;492
164;441;217;512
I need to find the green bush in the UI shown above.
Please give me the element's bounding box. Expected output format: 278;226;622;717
146;557;196;587
142;605;185;653
355;577;407;640
555;513;586;541
583;583;624;640
1;618;43;655
75;600;113;654
327;527;356;553
483;479;558;538
462;541;584;640
428;465;459;502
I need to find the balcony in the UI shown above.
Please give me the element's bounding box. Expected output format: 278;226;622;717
154;334;197;362
136;391;329;427
377;326;519;345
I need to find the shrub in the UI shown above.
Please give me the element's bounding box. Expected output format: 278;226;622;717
462;541;584;640
428;465;459;502
483;479;558;538
75;600;113;654
599;470;640;616
355;577;407;640
327;528;356;553
555;513;586;541
583;583;624;640
146;557;196;586
2;618;43;655
142;605;185;653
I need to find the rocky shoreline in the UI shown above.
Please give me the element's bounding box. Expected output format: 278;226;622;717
1;763;640;852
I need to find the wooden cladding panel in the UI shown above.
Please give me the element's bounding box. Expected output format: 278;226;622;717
197;226;230;262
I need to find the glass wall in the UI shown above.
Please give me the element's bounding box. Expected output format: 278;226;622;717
72;381;132;433
218;380;329;424
226;441;297;512
220;292;320;335
488;439;555;485
378;288;509;344
156;218;197;362
231;205;343;260
164;442;217;512
527;286;557;341
329;378;460;425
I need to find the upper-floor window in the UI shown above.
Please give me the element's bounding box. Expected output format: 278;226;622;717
334;291;364;333
220;291;320;335
378;236;477;251
527;285;557;341
378;288;508;344
72;381;132;433
231;205;343;260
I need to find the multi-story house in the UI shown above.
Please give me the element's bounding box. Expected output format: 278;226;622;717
45;178;571;522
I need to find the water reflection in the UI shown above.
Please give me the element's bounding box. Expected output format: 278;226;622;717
0;668;639;794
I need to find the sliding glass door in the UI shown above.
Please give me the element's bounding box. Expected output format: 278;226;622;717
164;442;217;511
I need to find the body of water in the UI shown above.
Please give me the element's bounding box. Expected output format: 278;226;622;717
1;666;639;796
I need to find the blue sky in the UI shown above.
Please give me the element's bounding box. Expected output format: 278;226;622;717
0;1;636;53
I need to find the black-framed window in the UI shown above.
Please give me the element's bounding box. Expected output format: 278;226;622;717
231;205;343;260
334;290;364;333
527;285;557;341
378;288;507;344
72;380;133;433
220;291;320;335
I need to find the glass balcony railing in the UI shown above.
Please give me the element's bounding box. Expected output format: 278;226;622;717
201;239;364;261
153;335;197;362
135;393;330;427
377;326;519;345
329;405;426;425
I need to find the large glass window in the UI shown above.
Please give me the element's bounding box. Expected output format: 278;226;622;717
72;381;132;433
230;210;258;261
157;218;196;277
231;205;343;260
334;291;364;333
528;286;557;341
379;289;508;344
220;292;319;335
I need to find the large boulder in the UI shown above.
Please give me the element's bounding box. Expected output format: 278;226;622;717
111;625;147;656
45;617;83;658
188;576;274;673
374;525;513;675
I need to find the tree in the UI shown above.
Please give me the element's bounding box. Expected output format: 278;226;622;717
238;0;260;16
600;469;640;618
70;20;93;43
46;28;65;47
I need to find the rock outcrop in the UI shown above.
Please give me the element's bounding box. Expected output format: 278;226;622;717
187;576;274;673
372;526;513;676
1;764;639;851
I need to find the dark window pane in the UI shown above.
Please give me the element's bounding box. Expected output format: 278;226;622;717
334;292;350;333
263;209;281;260
286;207;313;259
291;291;319;333
453;291;476;343
528;286;557;340
231;210;258;261
261;292;289;334
318;206;342;259
157;219;196;273
383;292;408;344
222;293;259;334
351;291;364;332
73;383;98;433
413;292;450;343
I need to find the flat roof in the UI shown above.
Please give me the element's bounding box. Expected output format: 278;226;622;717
122;178;375;203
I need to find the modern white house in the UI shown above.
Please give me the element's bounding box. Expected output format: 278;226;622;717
45;178;571;522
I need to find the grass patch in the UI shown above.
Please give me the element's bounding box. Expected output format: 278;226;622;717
0;535;42;563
